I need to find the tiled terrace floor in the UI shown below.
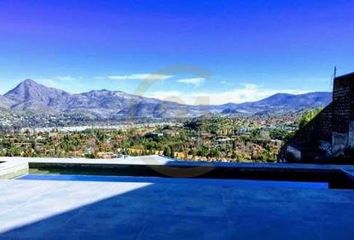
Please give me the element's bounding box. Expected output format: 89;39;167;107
0;176;354;240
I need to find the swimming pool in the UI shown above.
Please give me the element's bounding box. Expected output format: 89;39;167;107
21;160;354;189
17;174;329;189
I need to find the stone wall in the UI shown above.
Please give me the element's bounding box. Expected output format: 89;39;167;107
284;72;354;163
283;103;333;162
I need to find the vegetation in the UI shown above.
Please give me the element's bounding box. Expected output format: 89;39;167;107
0;116;299;163
298;108;323;129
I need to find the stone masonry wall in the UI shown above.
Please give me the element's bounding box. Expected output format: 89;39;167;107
284;103;333;162
333;76;351;133
284;72;354;163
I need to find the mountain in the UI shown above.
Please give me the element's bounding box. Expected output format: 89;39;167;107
1;79;332;119
3;79;192;118
220;92;332;114
0;95;15;109
4;79;72;111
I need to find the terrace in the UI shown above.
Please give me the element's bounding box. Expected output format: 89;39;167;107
0;156;354;239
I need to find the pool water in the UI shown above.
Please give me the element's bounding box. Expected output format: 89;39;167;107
17;174;329;189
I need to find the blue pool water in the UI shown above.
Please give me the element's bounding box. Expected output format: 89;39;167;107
17;174;329;189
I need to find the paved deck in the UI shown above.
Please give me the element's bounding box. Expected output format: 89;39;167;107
0;159;28;179
0;176;354;239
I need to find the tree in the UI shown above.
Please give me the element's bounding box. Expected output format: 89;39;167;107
188;149;196;156
209;148;221;158
270;128;289;140
250;129;261;140
163;146;173;158
299;108;322;129
197;146;209;157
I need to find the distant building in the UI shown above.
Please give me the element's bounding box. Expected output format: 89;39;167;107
145;132;164;139
214;137;233;147
234;128;249;136
96;152;118;159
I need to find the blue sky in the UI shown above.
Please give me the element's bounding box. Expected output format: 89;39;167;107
0;0;354;104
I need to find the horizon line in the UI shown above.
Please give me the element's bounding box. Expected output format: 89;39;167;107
0;78;332;106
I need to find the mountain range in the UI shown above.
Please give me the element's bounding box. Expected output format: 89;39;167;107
0;79;332;119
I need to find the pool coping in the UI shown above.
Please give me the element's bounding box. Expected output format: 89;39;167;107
1;156;354;189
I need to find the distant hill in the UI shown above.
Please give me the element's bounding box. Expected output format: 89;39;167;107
2;79;192;118
0;95;15;109
0;79;332;119
4;79;72;112
220;92;332;115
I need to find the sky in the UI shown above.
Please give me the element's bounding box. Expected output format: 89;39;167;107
0;0;354;105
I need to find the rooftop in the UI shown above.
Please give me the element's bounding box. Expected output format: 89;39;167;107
1;157;354;239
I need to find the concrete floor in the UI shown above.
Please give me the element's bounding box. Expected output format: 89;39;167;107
0;177;354;240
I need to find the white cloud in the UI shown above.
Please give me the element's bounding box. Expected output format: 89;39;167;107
145;84;308;105
177;77;205;87
108;73;173;82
